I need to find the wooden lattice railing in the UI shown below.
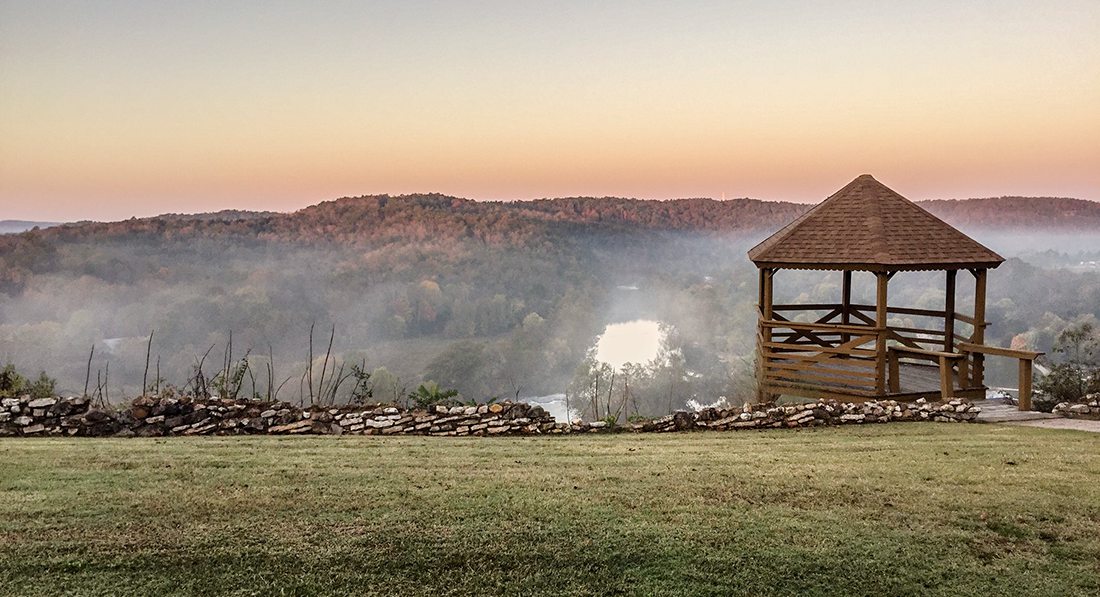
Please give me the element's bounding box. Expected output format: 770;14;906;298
759;319;880;398
761;302;1003;400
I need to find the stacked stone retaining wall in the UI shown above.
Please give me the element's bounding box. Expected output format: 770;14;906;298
2;394;983;437
1052;396;1100;419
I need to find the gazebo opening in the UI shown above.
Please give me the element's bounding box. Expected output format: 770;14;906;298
748;175;1041;409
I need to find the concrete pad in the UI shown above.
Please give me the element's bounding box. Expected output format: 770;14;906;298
1005;418;1100;433
974;400;1060;423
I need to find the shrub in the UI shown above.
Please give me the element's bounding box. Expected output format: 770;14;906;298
408;382;459;409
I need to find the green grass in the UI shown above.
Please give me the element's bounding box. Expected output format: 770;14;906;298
1;425;1098;596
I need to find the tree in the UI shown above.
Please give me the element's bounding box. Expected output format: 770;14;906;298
0;363;27;399
1037;320;1100;403
29;371;56;400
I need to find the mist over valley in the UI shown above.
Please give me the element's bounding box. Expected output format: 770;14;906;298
2;194;1098;416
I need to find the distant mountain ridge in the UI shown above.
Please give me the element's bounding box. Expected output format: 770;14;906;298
921;197;1100;229
5;194;1097;248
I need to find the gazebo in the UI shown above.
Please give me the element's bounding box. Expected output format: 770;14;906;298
748;174;1040;409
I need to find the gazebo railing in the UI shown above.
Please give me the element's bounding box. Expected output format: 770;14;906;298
771;302;982;357
759;319;880;397
763;302;991;398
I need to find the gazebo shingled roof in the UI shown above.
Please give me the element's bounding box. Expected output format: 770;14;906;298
747;174;1004;271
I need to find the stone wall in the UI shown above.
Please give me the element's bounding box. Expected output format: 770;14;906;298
1052;396;1100;419
0;396;119;437
118;396;558;437
1;394;981;438
582;397;980;433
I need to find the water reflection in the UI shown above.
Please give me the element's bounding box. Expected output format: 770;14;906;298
594;319;665;369
523;320;668;422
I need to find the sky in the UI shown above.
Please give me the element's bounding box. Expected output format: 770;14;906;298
1;0;1098;221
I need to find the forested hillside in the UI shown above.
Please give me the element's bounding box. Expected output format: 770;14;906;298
1;194;1098;413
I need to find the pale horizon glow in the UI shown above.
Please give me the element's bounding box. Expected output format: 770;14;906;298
2;1;1098;221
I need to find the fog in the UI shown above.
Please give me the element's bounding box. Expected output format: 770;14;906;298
1;221;1098;415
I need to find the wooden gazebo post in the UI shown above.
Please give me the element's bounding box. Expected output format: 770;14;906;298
756;267;775;402
875;272;889;395
840;271;852;344
944;270;957;353
971;268;987;388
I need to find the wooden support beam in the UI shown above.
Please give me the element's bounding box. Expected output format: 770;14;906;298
945;270;957;352
875;272;889;395
763;269;774;322
851;304;952;318
957;342;1042;360
841;271;852;345
1018;359;1033;411
890;346;965;360
972;268;987;388
888;350;900;393
757;268;766;315
939;355;953;400
757;268;775;403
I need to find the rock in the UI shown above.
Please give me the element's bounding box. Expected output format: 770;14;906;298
588;421;608;429
134;425;163;437
260;409;277;418
1068;404;1091;414
183;423;217;436
489;403;504;414
13;415;34;426
22;424;45;434
269;420;313;434
27;397;57;409
786;410;814;424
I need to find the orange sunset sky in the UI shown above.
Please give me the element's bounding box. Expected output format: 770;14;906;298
1;1;1098;221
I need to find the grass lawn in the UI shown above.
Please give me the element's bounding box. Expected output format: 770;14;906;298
1;425;1098;596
